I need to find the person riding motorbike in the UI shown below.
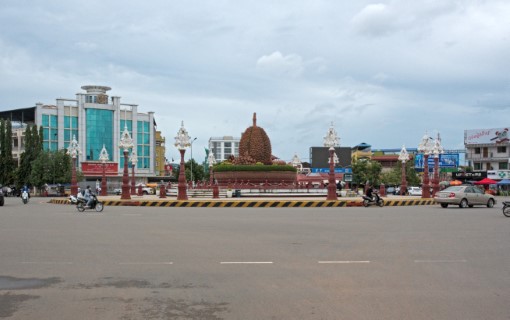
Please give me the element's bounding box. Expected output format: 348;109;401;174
84;186;94;208
366;185;380;202
22;185;30;198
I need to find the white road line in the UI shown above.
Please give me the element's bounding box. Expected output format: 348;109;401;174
318;261;371;264
122;214;142;216
119;262;173;265
220;262;273;264
414;259;467;263
21;262;74;265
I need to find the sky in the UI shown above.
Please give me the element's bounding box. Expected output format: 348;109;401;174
1;0;509;164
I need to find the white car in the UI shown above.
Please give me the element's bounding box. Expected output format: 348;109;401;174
407;187;422;196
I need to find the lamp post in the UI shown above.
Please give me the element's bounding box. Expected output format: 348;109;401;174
418;132;433;198
398;144;410;196
99;144;109;196
119;125;134;200
66;135;80;196
323;122;340;200
174;121;191;200
129;152;138;195
208;150;219;199
190;137;197;188
431;133;444;197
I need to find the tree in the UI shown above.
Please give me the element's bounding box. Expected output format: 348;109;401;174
352;159;383;187
2;120;15;185
381;160;420;187
174;159;205;183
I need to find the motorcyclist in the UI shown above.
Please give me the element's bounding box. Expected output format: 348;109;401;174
366;185;380;202
84;186;94;208
22;185;30;198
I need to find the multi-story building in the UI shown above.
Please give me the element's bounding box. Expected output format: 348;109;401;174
465;127;510;179
0;85;159;185
155;131;166;176
209;136;240;162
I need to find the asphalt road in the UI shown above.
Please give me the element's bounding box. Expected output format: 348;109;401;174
1;196;509;319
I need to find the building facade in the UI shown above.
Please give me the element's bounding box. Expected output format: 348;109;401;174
155;131;166;176
1;85;159;185
208;136;240;162
465;127;510;177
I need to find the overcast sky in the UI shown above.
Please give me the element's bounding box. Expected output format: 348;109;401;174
1;0;509;164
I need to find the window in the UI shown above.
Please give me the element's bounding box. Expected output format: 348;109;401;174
224;142;232;158
64;115;78;148
86;95;97;103
86;109;113;161
474;162;481;170
474;148;481;154
136;120;151;169
499;162;508;170
41;114;58;151
497;146;507;153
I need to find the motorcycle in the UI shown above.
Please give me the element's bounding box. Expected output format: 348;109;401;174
503;201;510;217
362;192;384;207
74;193;104;212
21;190;29;204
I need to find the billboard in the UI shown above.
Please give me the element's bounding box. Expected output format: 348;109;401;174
415;154;459;169
465;128;510;145
310;147;351;168
81;162;119;176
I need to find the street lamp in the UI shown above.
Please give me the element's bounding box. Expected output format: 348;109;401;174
207;150;219;199
174;121;191;200
323;122;340;200
99;144;109;196
129;151;138;195
190;137;197;188
431;133;444;197
398;144;410;196
66;135;81;196
418;132;433;198
119;124;134;200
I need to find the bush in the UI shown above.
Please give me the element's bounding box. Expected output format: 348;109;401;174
214;164;297;173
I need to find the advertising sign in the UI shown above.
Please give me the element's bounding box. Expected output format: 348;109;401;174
487;170;510;180
465;128;510;145
81;162;119;176
414;154;459;169
452;171;487;180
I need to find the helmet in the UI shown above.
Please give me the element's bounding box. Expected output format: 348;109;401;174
86;185;91;189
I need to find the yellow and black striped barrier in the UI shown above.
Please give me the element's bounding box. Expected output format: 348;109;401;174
50;198;436;207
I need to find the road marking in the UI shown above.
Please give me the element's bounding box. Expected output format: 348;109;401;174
414;259;467;263
21;261;74;265
318;261;371;264
122;214;142;216
220;262;273;264
119;262;173;265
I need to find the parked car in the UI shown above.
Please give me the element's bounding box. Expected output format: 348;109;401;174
0;186;4;206
434;186;496;208
386;186;396;195
407;186;422;196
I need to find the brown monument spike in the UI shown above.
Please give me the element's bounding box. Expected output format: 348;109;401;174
253;112;257;127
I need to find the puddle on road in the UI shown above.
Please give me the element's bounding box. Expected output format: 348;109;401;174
0;276;61;290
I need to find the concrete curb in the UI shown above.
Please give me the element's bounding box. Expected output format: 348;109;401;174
49;198;436;208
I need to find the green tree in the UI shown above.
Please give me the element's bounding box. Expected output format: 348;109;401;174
381;160;420;187
17;125;33;187
174;159;205;183
2;120;16;185
352;159;383;187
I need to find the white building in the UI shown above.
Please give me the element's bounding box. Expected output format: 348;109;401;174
1;85;158;184
465;127;510;179
209;136;240;161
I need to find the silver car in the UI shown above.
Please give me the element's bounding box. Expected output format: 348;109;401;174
434;186;496;208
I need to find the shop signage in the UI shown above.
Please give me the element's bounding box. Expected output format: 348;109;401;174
487;170;510;180
81;162;119;176
452;171;487;180
311;168;352;173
